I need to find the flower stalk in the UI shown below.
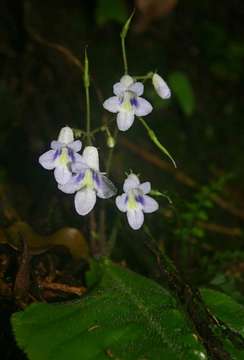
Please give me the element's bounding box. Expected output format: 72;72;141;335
83;48;91;145
120;10;135;75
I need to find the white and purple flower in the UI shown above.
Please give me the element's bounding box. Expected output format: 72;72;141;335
59;146;117;216
103;75;153;132
39;126;82;185
152;73;171;99
116;173;159;230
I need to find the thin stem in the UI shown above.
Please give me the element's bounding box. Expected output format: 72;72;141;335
120;10;135;75
83;48;92;145
85;85;91;145
106;217;121;256
133;72;154;81
106;127;118;174
121;37;128;75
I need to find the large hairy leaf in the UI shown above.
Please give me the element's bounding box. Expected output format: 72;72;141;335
12;259;206;360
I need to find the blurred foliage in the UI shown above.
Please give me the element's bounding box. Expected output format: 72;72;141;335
200;251;244;304
168;72;195;117
95;0;128;26
175;175;232;242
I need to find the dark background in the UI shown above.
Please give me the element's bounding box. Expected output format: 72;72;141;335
0;0;244;357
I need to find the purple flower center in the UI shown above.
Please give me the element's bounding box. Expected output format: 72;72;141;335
130;97;138;107
136;195;145;205
68;147;75;162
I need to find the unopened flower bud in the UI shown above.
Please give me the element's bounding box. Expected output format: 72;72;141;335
107;136;115;148
152;73;171;99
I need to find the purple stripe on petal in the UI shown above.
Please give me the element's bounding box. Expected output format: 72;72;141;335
130;97;138;107
53;148;61;160
68;147;75;162
119;96;124;105
92;171;100;187
136;195;145;205
76;172;85;183
125;195;128;204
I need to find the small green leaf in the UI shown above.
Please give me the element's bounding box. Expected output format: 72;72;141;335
150;189;173;204
191;227;205;238
120;10;135;39
83;48;90;88
168;71;195;116
96;0;128;26
139;117;177;167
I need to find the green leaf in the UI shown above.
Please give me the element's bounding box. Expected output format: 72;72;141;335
85;259;103;288
202;289;244;337
150;189;173;204
139;117;177;167
202;288;244;359
12;259;206;360
96;0;128;26
83;48;90;88
120;10;135;39
168;71;195;116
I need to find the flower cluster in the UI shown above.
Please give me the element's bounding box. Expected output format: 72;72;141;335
39;127;117;215
39;127;159;230
39;72;170;230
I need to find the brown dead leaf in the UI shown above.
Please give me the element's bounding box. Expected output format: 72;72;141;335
2;221;89;261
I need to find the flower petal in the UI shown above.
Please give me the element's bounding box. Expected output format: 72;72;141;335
82;146;99;171
39;150;56;170
115;194;127;212
72;152;83;165
120;75;134;88
96;174;117;199
139;181;151;194
113;82;126;96
134;97;153;116
74;188;96;216
68;140;82;152
123;174;140;192
72;160;88;173
127;209;144;230
152;73;171;99
50;141;62;150
142;195;159;213
58;126;74;144
54;166;72;185
58;172;83;193
117;111;134;131
128;82;144;96
103;96;120;113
